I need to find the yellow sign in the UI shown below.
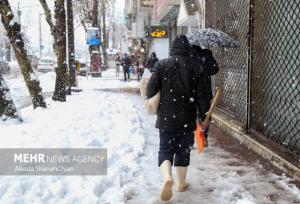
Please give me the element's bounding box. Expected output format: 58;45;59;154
150;29;168;38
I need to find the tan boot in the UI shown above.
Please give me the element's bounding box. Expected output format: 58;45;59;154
160;160;174;201
175;167;189;192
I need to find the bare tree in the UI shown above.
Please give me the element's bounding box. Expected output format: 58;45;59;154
75;0;102;29
100;0;108;69
75;0;100;59
0;71;21;121
39;0;67;102
75;0;114;69
74;0;94;30
92;0;99;27
109;0;117;49
67;0;76;87
0;0;46;109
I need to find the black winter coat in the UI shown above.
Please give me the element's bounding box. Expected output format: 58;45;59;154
146;36;209;131
122;56;131;71
191;47;219;120
146;57;159;72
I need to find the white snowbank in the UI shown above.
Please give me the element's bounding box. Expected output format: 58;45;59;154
0;91;145;203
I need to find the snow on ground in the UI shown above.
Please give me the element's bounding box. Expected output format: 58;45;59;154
3;68;139;109
78;69;139;90
129;120;300;204
0;69;300;204
0;90;147;203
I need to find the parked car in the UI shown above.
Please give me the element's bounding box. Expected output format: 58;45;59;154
0;61;10;74
38;59;55;72
28;55;39;70
79;63;88;76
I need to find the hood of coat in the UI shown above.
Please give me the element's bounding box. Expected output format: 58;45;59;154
171;35;190;56
151;52;157;59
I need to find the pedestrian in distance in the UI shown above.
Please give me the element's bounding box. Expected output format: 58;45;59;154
121;53;131;82
190;45;219;147
146;52;159;73
137;64;144;82
134;57;140;78
137;55;145;81
115;54;121;78
146;35;209;202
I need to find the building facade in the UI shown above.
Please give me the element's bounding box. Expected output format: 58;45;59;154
151;0;180;59
125;0;152;64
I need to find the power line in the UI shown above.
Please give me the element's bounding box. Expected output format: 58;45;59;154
13;4;41;10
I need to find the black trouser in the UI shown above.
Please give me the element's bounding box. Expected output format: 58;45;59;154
158;130;194;167
123;68;130;81
137;71;143;81
116;65;120;77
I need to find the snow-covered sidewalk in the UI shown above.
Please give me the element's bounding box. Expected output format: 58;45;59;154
3;68;139;109
0;69;299;204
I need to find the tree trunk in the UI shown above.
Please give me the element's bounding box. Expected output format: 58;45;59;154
101;0;108;69
67;0;76;87
5;41;11;62
39;0;67;101
0;0;46;109
0;72;20;121
92;0;99;27
90;0;100;54
52;0;67;102
39;0;57;53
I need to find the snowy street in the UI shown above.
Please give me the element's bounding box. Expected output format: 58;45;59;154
0;0;299;203
1;70;299;204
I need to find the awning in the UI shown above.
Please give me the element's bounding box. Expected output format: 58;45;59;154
177;0;201;26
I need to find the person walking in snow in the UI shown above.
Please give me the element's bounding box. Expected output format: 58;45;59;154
121;53;131;81
146;35;208;201
115;54;121;78
146;52;159;73
137;64;144;82
190;45;219;147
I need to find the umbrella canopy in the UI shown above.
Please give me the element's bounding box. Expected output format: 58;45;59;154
186;28;239;48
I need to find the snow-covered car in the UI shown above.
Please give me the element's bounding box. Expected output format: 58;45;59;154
28;55;39;70
79;63;88;76
0;60;10;74
38;59;55;72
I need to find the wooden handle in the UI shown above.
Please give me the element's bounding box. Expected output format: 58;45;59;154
202;87;222;129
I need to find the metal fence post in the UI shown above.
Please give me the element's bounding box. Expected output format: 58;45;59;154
246;0;254;133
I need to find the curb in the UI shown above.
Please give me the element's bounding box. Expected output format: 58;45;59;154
94;88;140;95
212;113;300;182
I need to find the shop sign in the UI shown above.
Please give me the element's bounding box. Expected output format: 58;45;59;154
150;27;168;38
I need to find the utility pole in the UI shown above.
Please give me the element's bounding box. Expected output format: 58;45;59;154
112;3;116;49
39;14;43;59
17;2;22;24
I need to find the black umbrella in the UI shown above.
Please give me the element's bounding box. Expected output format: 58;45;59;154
186;28;239;48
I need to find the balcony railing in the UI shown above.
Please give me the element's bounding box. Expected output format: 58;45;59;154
153;0;180;23
140;0;152;7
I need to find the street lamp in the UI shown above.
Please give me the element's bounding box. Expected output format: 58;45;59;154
17;2;22;24
39;13;45;59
